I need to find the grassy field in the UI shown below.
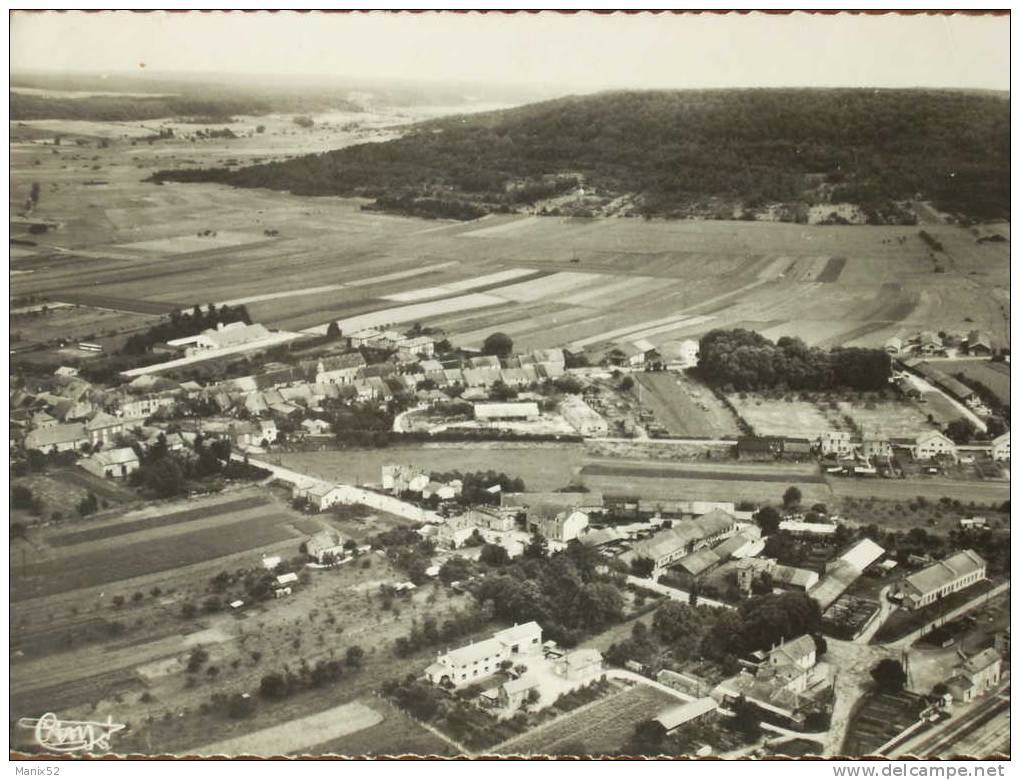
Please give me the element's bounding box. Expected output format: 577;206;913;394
12;512;298;601
729;395;835;438
827;476;1010;505
501;682;678;756
633;372;741;438
311;696;457;756
47;494;271;547
580;457;830;504
268;444;587;492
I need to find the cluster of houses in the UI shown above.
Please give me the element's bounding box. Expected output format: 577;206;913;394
885;330;995;358
737;428;1010;470
423;621;605;715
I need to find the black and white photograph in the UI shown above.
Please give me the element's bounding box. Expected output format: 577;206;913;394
7;8;1011;762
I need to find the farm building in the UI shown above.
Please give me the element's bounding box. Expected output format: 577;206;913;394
24;422;88;452
809;538;885;610
301;418;332;436
348;329;384;348
424;622;543;688
77;446;140;479
497;677;540;711
531;348;565;366
382;464;430;493
85;411;125;447
175;321;273;353
306;529;346;563
623;510;737;571
771;564;819;592
884;337;903;354
818;431;853;457
534;508;590;543
294;481;348;512
654;697;718;732
437;513;478;548
467;506;517;532
559;395;609;437
395;334;436;358
911;431;958;462
966;330;993;356
895;549;986;611
860;437;893;461
658;339;700;370
463;367;503;388
917;331;943;355
946;649;1002;703
314;352;367;385
991;432;1010;461
474;402;541;421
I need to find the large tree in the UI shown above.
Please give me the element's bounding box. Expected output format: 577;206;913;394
871;658;907;694
482;332;514;357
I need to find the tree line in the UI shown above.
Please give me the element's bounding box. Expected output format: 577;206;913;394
697;328;892;392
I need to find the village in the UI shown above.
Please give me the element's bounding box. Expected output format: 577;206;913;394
9;304;1011;757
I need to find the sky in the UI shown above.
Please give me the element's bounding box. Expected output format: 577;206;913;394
9;11;1011;92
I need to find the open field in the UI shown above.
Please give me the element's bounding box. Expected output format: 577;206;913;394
267;444;587;492
12;512;297;601
310;696;458;756
195;700;384;756
827;476;1010;505
581;458;830;504
500;682;678;755
10;111;1010;369
633;372;742;438
47;494;271;547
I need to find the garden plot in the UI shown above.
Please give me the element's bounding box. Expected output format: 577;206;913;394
728;395;836;439
116;231;269;254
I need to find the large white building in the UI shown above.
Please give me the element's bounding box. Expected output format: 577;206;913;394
424;622;543;687
912;431;959;462
896;550;986;611
559;395;609;437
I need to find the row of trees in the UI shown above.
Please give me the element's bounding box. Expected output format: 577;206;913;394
122;303;252;355
697;329;892;392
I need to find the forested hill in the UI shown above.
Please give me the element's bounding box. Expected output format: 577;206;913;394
149;89;1010;221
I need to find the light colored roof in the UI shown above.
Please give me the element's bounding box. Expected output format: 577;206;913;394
678;548;722;576
85;411;121;430
25;422;87;448
772;565;818;589
201;322;271;349
768;634;816;665
493;621;542;646
446;636;504;667
308;529;342;549
915;430;955;447
961;648;1001;675
904;550;986;597
655;697;717;731
562;648;602;668
87;447;139;467
276;572;299;585
840;538;885;571
468;355;502;369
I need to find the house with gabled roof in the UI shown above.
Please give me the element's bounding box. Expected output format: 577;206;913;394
947;648;1001;703
424;622;543;688
896;549;986;611
78;446;140;479
911;430;958;462
991;432;1010;462
85;411;124;447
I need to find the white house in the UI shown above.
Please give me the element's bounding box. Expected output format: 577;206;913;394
424;622;543;688
818;431;853;457
77;446;140;479
559;395;608;437
537;509;590;543
306;529;346;563
896;550;986;611
912;431;958;462
295;481;348;512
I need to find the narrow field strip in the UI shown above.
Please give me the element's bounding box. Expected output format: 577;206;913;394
302;292;507;336
194;701;383;756
382;267;537;302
